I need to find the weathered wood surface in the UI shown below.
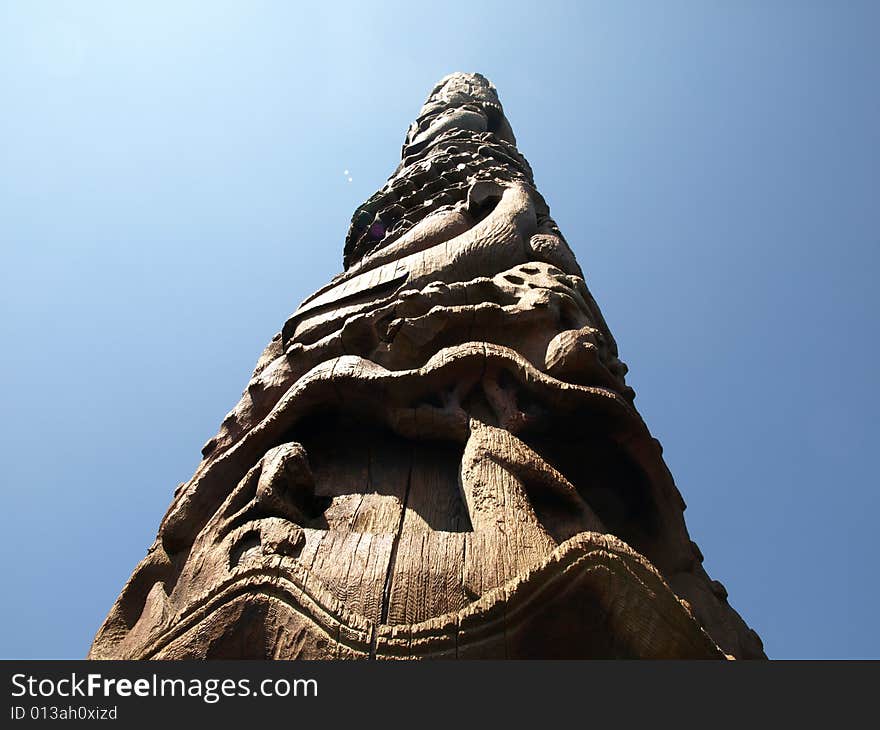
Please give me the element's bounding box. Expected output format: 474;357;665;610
89;73;765;660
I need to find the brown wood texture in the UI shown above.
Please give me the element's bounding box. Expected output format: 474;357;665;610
89;73;765;660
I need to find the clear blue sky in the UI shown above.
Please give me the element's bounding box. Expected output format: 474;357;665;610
1;1;877;659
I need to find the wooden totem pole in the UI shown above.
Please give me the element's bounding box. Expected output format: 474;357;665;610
90;73;765;659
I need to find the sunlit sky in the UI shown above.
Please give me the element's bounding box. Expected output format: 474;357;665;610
1;1;878;659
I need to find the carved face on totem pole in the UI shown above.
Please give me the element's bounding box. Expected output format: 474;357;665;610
89;73;764;659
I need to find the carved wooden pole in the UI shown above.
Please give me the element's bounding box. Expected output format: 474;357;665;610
90;73;764;659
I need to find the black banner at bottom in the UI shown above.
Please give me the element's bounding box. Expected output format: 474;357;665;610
3;660;877;725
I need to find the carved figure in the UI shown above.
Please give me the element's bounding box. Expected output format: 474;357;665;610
90;73;764;659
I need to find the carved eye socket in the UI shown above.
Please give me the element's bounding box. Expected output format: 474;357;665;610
484;105;503;134
229;531;262;569
468;193;501;223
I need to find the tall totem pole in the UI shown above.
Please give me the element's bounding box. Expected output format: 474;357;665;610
90;73;765;659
